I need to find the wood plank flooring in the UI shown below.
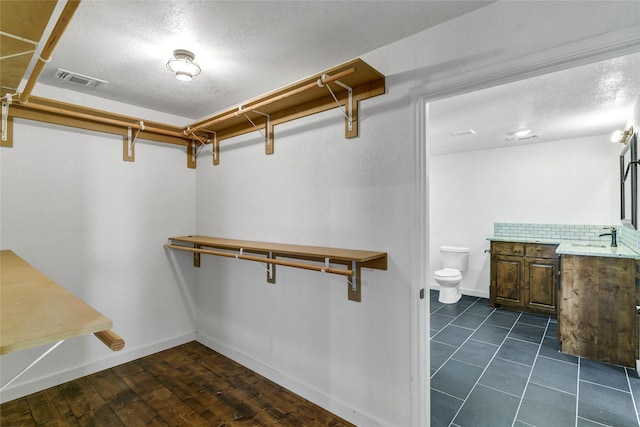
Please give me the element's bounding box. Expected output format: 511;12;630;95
0;341;354;426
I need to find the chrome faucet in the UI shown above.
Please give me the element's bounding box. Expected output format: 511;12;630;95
599;227;617;247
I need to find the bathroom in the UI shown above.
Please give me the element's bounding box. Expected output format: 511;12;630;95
428;52;640;302
427;51;640;426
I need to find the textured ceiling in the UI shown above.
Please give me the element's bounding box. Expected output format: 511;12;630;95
11;1;640;154
430;51;640;156
32;0;491;120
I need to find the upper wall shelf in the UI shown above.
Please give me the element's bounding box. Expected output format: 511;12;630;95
185;58;385;165
4;58;385;168
165;235;387;302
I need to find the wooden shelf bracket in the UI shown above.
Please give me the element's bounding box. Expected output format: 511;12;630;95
2;94;12;142
318;75;355;136
236;108;274;155
123;121;144;162
184;130;216;168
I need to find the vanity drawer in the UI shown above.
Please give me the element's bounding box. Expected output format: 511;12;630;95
525;244;558;259
492;241;524;256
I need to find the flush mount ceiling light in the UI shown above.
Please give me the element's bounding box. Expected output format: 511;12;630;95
166;49;201;82
505;128;539;142
512;128;532;137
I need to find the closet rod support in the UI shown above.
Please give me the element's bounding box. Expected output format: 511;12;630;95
125;121;145;161
334;81;353;132
319;75;353;132
2;95;11;142
267;251;275;283
348;261;361;302
236;109;271;144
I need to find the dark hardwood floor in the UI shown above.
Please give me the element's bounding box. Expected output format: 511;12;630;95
0;341;354;426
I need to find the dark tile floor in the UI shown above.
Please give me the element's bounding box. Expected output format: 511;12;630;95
429;290;640;427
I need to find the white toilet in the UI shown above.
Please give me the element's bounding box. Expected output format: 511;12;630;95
434;246;470;304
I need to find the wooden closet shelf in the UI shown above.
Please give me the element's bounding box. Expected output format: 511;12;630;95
165;236;387;302
0;250;124;392
4;58;385;168
0;250;124;355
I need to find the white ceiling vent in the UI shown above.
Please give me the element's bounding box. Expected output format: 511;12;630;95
54;68;107;88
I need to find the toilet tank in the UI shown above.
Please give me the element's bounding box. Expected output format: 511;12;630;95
440;246;470;271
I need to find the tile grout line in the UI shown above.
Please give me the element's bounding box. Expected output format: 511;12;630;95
430;295;640;427
575;358;581;427
444;309;523;427
510;315;550;427
625;367;640;426
429;298;485;378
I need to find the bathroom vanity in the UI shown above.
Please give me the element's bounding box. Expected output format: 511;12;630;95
489;223;640;369
557;249;639;368
490;240;559;316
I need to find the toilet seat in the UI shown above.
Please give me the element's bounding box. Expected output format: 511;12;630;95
434;268;462;281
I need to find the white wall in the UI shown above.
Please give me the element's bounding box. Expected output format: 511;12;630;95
1;1;639;425
429;134;621;297
0;117;197;402
191;73;415;425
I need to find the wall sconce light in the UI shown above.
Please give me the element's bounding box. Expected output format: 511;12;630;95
612;127;634;144
166;49;201;82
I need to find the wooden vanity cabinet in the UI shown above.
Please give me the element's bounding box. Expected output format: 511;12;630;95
559;254;639;367
490;241;558;315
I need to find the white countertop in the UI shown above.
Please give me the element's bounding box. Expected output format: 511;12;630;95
488;237;640;259
555;240;640;258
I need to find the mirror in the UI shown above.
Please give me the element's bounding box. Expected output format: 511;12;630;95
620;131;638;229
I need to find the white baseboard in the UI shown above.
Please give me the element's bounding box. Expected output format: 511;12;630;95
429;283;490;299
196;332;388;427
0;332;196;403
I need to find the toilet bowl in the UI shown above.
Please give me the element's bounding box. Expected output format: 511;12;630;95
434;246;469;304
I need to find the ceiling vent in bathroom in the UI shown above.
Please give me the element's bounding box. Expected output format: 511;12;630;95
450;129;476;136
54;68;108;88
505;134;540;142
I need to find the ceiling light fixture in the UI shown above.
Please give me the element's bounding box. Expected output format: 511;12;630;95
166;49;201;82
513;128;532;137
611;130;623;142
612;127;634;144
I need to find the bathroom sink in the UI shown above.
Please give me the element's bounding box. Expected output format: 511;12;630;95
569;243;607;248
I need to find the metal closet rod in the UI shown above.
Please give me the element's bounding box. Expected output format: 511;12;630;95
165;244;354;277
20;100;186;139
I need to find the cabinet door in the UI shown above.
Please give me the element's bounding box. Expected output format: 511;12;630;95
525;257;557;314
559;255;638;367
492;255;524;308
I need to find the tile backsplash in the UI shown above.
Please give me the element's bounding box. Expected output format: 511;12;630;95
494;222;640;252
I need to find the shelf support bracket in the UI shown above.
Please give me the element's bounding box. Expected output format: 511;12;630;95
1;339;65;392
210;131;219;165
185;128;217;167
318;76;357;139
236;108;274;155
123;121;144;162
194;244;201;267
2;95;12;145
187;139;197;169
267;251;276;284
348;261;361;302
